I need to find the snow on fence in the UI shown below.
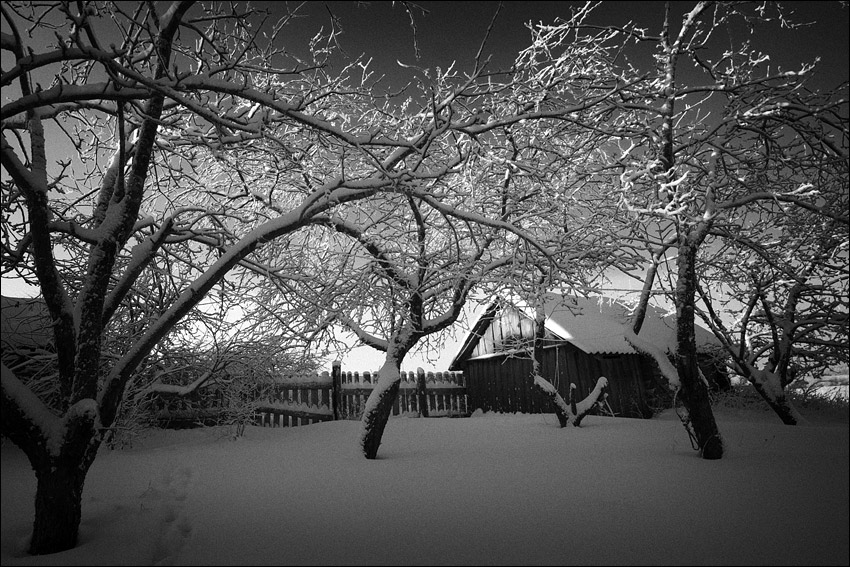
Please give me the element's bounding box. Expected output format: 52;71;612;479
254;363;469;428
253;377;335;428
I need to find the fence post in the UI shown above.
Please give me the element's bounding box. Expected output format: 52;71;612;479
331;360;342;421
417;367;429;418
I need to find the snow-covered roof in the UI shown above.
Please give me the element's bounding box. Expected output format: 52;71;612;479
450;293;721;368
533;294;721;355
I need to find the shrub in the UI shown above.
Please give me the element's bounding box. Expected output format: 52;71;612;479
711;382;849;423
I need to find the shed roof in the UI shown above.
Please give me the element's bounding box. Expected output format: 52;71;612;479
539;294;720;353
450;293;721;369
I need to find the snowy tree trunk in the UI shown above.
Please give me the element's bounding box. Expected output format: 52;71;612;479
28;415;100;555
2;365;102;555
676;234;723;460
746;368;806;425
532;376;568;427
531;295;568;426
360;354;404;459
30;459;91;555
751;385;803;425
572;377;608;427
533;376;608;428
528;296;608;428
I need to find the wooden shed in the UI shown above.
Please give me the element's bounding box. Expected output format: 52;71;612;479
449;294;726;418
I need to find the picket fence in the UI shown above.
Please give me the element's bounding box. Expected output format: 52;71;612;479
253;363;469;428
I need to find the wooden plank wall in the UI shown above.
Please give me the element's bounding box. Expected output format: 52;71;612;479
463;344;652;418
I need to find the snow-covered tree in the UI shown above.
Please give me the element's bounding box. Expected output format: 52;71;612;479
532;1;849;458
0;1;370;552
695;192;849;424
314;195;516;458
1;0;633;552
244;156;583;458
192;3;636;458
524;272;612;427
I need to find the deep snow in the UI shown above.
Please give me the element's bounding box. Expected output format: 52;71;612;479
2;408;847;566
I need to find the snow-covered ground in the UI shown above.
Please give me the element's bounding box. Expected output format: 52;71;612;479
2;407;847;566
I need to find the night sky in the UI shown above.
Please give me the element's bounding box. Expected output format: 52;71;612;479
254;1;849;94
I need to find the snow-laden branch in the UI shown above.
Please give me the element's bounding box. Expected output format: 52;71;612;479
97;174;399;426
101;207;210;326
532;374;609;427
1;363;60;449
341;317;392;353
719;193;849;225
312;215;416;290
1;363;100;458
624;327;680;390
574;377;609;423
413;191;556;261
532;374;570;427
1;84;154;122
134;368;217;402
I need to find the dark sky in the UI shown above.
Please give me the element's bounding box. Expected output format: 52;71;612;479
255;1;848;94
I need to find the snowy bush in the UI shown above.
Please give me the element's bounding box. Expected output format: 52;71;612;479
711;383;849;421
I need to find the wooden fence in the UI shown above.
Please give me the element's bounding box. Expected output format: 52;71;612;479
151;363;469;429
254;363;469;428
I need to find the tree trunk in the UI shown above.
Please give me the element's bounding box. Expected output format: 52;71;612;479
747;374;805;425
360;354;406;459
751;384;801;425
676;231;724;460
360;380;401;459
740;361;806;426
572;377;609;427
532;379;568;427
29;459;89;555
531;292;568;427
3;364;101;555
676;357;723;459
